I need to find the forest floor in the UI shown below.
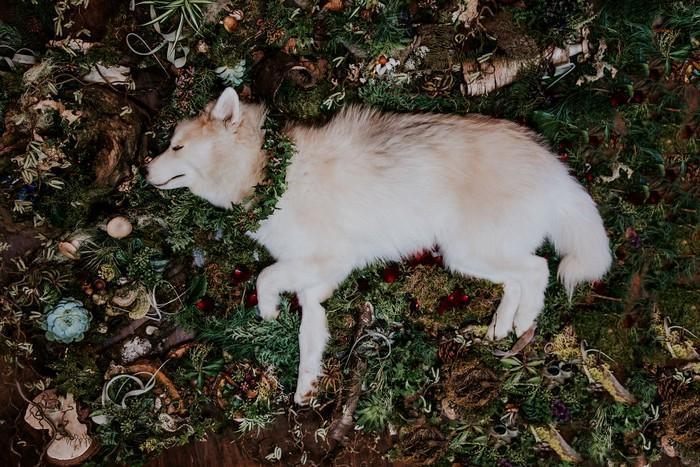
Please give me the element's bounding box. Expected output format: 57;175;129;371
0;0;699;466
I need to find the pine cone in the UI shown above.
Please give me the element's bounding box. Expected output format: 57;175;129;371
437;338;464;363
662;392;700;452
441;358;500;417
657;374;688;402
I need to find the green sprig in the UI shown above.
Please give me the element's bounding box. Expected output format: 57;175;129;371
230;119;296;233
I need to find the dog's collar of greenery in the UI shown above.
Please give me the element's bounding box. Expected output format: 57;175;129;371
230;118;295;233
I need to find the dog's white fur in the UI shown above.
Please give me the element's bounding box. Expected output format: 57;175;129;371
147;88;612;404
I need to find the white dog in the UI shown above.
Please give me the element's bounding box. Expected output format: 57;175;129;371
146;88;611;404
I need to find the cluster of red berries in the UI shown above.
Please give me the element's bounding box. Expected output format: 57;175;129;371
382;249;470;315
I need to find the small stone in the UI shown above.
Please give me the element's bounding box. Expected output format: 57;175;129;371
120;336;152;363
106;216;132;239
145;325;158;335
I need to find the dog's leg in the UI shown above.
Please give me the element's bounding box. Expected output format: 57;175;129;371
512;255;549;336
486;280;521;340
440;250;521;340
295;283;335;405
256;261;308;320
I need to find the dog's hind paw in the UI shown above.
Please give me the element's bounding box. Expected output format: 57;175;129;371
486;316;512;341
294;372;319;405
513;315;537;338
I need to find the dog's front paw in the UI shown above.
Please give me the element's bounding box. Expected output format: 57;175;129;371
487;315;512;341
294;370;320;405
256;294;280;321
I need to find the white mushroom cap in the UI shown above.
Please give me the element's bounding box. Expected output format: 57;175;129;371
106;216;132;239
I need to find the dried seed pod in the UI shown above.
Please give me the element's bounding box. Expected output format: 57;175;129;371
58;241;79;260
324;0;343;12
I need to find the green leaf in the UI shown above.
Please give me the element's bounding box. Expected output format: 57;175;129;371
188;274;207;303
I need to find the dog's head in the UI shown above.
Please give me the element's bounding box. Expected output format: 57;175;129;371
146;88;266;208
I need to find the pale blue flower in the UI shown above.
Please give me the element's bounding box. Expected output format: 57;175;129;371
44;298;92;344
216;60;246;87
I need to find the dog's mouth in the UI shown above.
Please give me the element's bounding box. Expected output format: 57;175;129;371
152;174;185;187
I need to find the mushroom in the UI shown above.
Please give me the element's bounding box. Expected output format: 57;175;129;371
24;390;98;465
57;232;92;260
106;216;132;239
111;285;150;319
112;287;138;308
221;15;238;33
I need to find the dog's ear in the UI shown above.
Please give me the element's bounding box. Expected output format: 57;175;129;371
209;87;241;126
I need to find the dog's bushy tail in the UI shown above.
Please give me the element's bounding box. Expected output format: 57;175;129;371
550;181;612;298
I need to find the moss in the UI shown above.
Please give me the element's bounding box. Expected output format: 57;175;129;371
572;307;636;366
274;79;334;122
656;286;700;336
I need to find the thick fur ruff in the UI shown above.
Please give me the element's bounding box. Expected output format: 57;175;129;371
147;88;611;404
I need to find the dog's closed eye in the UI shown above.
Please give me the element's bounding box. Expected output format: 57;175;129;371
172;145;184;151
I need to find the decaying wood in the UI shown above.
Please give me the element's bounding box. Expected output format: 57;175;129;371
23;390;99;466
99;317;148;350
75;87;149;188
462;38;590;96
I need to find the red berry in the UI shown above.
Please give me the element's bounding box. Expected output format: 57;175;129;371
382;265;400;283
586;174;594;182
195;296;214;312
558;152;569;162
447;292;456;304
231;266;250;283
410;249;434;266
457;290;470;304
246;291;258;307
